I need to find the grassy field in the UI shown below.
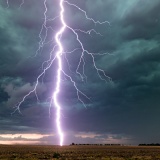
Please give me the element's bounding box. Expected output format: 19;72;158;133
0;145;160;160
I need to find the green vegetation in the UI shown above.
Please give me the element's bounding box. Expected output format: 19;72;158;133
53;152;61;159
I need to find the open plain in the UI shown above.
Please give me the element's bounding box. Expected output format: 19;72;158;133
0;145;160;160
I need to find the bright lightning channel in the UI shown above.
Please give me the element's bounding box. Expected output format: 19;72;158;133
10;0;111;146
52;0;66;146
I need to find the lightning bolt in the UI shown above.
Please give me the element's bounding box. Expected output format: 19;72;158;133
8;0;111;146
52;0;66;146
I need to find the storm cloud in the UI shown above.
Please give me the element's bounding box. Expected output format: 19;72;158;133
0;0;160;145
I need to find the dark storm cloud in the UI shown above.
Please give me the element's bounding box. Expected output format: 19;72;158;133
0;0;160;144
62;0;160;144
0;0;56;136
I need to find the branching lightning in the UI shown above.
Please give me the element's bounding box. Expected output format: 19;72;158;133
8;0;111;146
18;0;24;9
6;0;9;8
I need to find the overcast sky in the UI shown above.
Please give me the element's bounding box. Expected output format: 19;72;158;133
0;0;160;145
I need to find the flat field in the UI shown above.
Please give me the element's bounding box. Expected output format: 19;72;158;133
0;145;160;160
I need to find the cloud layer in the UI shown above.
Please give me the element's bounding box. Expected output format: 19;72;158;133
0;0;160;145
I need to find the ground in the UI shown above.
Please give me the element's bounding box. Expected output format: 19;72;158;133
0;145;160;160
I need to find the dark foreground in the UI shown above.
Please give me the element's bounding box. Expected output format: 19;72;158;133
0;145;160;160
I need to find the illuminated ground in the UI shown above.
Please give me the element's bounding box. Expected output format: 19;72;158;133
0;145;160;160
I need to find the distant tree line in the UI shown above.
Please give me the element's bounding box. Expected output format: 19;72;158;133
70;143;121;146
139;143;160;146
